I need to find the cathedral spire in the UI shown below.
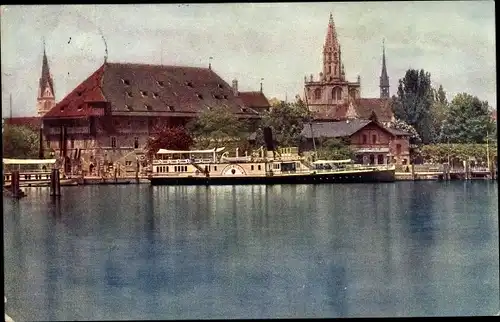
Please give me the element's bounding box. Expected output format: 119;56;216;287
379;38;390;98
40;41;54;97
323;13;342;81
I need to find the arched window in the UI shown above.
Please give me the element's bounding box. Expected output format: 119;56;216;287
328;65;331;74
332;87;342;101
314;88;322;100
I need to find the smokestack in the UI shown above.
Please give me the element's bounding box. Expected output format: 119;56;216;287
232;79;238;96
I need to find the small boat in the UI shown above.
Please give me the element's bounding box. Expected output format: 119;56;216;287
148;146;395;186
3;158;64;188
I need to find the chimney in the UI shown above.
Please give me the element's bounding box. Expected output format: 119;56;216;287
232;79;238;96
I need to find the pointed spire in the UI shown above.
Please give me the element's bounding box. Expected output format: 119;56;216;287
324;12;338;47
39;38;54;97
379;38;390;98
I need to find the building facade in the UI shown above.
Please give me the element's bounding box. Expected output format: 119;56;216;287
301;119;411;165
304;14;393;123
41;62;270;175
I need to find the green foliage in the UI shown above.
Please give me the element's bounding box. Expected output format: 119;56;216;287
259;99;309;147
439;93;494;144
420;143;497;164
2;124;40;159
187;106;249;149
392;69;434;144
429;84;450;142
316;137;354;160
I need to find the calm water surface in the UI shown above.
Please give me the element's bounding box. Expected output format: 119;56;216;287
3;181;499;320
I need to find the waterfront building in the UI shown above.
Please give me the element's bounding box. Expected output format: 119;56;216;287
303;13;393;123
301;119;410;165
41;61;270;174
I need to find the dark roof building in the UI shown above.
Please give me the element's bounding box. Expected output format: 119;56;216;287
43;62;266;120
301;119;410;139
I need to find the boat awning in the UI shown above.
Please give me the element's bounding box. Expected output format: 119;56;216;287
313;159;352;164
3;158;57;165
156;147;225;154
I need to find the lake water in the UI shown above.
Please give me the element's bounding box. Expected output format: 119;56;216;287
3;181;499;320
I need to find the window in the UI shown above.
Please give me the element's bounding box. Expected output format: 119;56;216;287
125;161;132;166
362;134;367;144
185;81;193;88
214;166;217;171
167;105;175;111
145;104;152;111
111;136;117;148
314;88;321;100
157;80;164;87
122;79;130;86
258;165;261;170
332;87;342;101
134;137;139;149
372;134;377;144
377;154;384;164
251;165;254;170
141;91;148;97
241;107;247;112
396;144;402;155
328;65;331;74
153;92;159;99
218;84;223;89
125;104;133;111
196;93;203;99
126;91;133;97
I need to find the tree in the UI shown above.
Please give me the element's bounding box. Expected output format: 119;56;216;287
429;84;449;142
259;99;309;148
316;137;354;160
388;117;422;145
145;125;194;158
391;69;434;144
188;106;249;149
2;124;40;159
439;93;495;144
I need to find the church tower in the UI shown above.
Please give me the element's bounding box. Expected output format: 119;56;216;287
322;13;343;82
379;39;390;99
36;41;55;116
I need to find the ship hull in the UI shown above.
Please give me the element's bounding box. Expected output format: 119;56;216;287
150;169;395;186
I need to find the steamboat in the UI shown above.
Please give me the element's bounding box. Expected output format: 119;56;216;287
148;146;395;186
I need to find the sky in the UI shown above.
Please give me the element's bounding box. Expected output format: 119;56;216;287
0;2;496;117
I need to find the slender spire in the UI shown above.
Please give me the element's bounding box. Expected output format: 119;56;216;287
324;12;338;47
379;38;390;98
39;39;54;97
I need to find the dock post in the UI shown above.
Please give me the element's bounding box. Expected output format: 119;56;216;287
11;170;20;198
463;160;469;180
135;161;139;184
442;163;449;181
114;167;118;183
50;168;61;197
410;164;415;180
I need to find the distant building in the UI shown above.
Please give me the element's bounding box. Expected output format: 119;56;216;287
37;44;56;117
303;13;394;123
41;62;270;174
301;119;411;165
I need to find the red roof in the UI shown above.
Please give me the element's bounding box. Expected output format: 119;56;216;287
44;62;262;120
238;91;270;109
4;117;42;131
43;64;107;119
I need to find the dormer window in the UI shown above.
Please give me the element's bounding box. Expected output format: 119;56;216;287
157;80;164;87
60;106;65;112
77;105;83;111
126;91;133;97
145;104;152;111
122;79;130;86
185;81;193;88
223;95;228;99
167;105;175;111
217;84;223;89
125;104;133;111
141;90;148;97
153;92;159;99
196;93;203;99
241;107;247;112
77;91;82;96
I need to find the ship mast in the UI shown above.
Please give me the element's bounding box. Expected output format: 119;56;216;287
303;88;317;158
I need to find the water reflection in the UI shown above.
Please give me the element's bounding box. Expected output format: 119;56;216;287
3;182;499;320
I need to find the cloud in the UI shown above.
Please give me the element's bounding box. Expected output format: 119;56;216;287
0;2;496;117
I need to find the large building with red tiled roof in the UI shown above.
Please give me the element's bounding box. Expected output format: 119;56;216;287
303;14;393;123
41;61;269;174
